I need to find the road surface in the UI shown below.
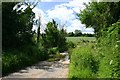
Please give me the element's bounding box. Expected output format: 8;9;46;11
2;52;69;79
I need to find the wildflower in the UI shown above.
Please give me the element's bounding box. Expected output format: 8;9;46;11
110;60;113;65
115;45;118;48
117;40;120;43
113;52;115;54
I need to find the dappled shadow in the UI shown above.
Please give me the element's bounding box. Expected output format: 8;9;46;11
3;52;70;78
29;61;65;72
19;70;28;73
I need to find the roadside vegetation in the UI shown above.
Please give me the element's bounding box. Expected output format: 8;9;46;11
69;41;99;78
69;2;120;78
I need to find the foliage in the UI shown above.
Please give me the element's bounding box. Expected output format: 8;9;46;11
67;31;94;37
47;53;65;62
2;2;48;76
48;47;58;55
78;2;120;38
67;41;75;48
97;20;120;78
2;2;21;49
2;2;35;50
82;33;95;37
41;19;68;52
2;45;48;76
74;30;82;37
37;26;40;43
65;1;120;78
67;32;74;37
69;42;99;78
68;20;120;78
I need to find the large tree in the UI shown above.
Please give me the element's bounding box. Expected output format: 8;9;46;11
2;2;21;49
2;2;36;50
74;29;82;37
42;19;59;48
42;19;67;52
78;2;120;38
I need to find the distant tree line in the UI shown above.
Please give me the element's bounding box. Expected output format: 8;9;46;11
67;30;95;37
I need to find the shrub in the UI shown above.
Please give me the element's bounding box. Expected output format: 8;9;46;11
48;47;58;55
69;43;99;78
48;52;65;62
58;44;68;52
97;21;120;78
2;45;48;76
67;41;75;48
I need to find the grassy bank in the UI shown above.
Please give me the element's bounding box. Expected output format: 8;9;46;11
69;41;99;78
69;22;120;78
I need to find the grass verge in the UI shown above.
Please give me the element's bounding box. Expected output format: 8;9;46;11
69;42;99;78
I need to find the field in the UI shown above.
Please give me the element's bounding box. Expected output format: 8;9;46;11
66;37;96;43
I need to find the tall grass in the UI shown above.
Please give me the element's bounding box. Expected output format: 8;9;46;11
97;21;120;78
69;42;99;78
69;21;120;78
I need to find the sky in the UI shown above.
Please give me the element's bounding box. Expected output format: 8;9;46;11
31;0;94;34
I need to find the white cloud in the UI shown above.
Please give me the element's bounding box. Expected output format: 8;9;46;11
32;0;94;34
65;19;94;34
54;0;90;13
32;7;48;33
46;0;93;34
82;28;94;34
32;7;45;18
47;6;76;23
70;20;85;31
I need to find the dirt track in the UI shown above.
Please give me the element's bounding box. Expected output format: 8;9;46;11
2;52;69;79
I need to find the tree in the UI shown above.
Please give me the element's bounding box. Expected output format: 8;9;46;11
2;2;36;50
74;30;82;37
2;2;21;49
42;19;59;48
41;19;67;52
58;28;68;52
78;2;120;38
37;17;41;44
67;32;74;37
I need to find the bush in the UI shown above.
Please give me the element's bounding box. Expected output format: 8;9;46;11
2;45;48;76
69;42;99;78
48;52;65;62
97;21;120;78
67;41;75;48
48;47;58;54
58;44;68;52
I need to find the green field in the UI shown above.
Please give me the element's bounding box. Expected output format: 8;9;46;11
66;37;96;43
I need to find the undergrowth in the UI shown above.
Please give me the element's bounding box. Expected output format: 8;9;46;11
2;45;48;76
69;21;120;78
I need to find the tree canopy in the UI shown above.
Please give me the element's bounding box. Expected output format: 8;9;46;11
2;2;35;50
78;2;120;38
41;19;67;52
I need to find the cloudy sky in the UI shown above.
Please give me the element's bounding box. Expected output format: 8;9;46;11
31;0;94;34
